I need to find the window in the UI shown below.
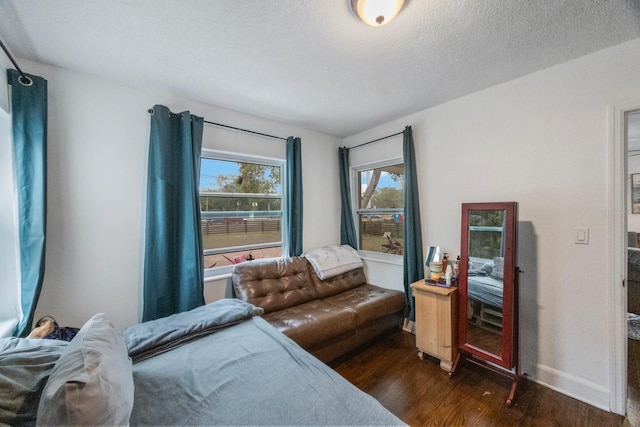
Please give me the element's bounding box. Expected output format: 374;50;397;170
200;152;284;272
468;209;504;261
355;161;404;255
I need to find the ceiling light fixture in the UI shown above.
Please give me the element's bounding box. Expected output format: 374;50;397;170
351;0;405;27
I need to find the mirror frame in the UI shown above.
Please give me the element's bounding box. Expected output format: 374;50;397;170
458;202;518;369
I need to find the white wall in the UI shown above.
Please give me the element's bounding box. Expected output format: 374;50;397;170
0;56;23;335
344;38;640;411
14;59;340;330
0;53;9;112
0;102;21;336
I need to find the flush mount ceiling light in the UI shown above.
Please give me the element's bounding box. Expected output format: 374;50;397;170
351;0;405;27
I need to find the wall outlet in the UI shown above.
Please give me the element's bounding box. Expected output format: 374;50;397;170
574;227;589;245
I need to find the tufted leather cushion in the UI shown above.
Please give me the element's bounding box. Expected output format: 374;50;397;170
263;300;356;349
308;265;367;299
232;257;318;314
322;284;406;327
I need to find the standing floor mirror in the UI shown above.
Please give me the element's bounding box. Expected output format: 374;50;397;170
450;201;524;406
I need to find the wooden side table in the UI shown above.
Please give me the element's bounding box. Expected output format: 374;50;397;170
410;280;458;372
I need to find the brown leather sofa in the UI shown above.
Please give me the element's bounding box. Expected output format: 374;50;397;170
232;256;406;363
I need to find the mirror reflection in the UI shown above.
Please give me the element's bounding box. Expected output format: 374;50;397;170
454;202;521;406
465;209;505;356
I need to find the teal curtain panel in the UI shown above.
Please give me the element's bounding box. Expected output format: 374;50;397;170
402;125;424;321
143;105;204;321
339;147;358;248
286;137;303;256
8;69;48;337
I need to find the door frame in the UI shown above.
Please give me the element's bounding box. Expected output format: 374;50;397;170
609;99;640;415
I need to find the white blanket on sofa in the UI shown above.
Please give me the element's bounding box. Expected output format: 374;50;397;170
303;245;364;280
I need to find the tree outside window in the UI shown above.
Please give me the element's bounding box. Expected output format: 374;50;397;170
356;163;404;255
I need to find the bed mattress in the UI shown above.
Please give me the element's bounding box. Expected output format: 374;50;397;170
467;274;503;308
130;315;405;426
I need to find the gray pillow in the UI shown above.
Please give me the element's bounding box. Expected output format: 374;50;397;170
0;337;68;426
479;261;494;275
491;256;504;280
36;313;134;426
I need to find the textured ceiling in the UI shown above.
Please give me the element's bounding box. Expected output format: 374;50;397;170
1;0;640;137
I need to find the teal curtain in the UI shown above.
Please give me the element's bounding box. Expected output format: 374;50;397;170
8;70;48;337
143;105;204;321
339;147;358;248
286;137;303;256
402;126;424;322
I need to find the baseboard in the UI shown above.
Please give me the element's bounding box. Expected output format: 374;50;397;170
402;319;415;334
526;363;610;412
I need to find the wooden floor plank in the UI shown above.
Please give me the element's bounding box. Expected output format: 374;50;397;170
627;338;640;426
333;330;625;426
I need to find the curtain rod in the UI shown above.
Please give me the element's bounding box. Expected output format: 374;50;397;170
147;108;287;142
203;120;288;141
347;131;403;150
0;38;32;86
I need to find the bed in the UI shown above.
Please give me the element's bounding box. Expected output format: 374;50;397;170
467;257;504;309
467;274;503;308
466;260;504;333
0;299;405;426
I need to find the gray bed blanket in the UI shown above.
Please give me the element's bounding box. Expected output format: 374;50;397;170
130;315;405;426
468;275;503;308
0;337;68;426
124;299;263;363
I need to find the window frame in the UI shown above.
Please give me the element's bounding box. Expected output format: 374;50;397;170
200;149;286;277
352;157;404;262
468;225;504;265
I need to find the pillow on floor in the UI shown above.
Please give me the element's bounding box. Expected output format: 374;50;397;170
36;313;134;426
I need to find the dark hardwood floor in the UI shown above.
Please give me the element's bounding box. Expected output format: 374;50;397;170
466;323;502;357
627;338;640;427
332;330;625;426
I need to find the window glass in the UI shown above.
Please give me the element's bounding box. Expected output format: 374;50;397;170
200;157;283;269
356;163;404;255
468;210;504;260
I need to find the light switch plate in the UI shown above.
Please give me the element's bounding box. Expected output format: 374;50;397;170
574;227;589;245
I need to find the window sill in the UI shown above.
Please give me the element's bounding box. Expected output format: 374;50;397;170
204;272;232;282
358;250;403;266
203;256;284;280
204;265;235;278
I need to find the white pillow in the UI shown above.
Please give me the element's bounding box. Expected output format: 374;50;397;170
36;314;134;426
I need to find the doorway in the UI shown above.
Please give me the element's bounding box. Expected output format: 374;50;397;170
628;109;640;424
628;111;640;313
